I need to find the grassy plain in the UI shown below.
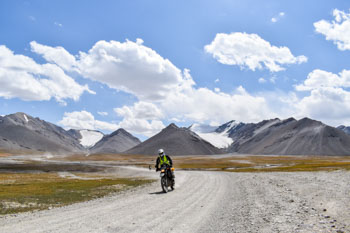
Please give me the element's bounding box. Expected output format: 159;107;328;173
2;153;350;215
0;172;153;215
63;153;350;172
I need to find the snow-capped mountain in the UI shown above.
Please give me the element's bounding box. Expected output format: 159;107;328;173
189;121;243;149
67;129;104;148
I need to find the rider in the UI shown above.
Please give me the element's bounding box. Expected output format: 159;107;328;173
155;149;174;180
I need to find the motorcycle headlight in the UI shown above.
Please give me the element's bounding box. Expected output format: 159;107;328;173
161;169;165;172
171;168;175;171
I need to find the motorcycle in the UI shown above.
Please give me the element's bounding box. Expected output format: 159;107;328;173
159;165;175;193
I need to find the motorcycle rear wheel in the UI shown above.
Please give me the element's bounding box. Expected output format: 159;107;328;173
171;179;175;190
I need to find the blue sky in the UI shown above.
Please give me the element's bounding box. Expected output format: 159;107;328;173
1;0;350;139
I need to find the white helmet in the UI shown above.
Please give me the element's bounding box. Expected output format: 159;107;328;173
158;148;164;155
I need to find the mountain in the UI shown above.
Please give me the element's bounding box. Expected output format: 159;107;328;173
90;129;141;154
337;125;350;135
67;129;104;148
125;123;222;155
228;118;282;150
0;112;85;154
189;121;243;149
229;118;350;156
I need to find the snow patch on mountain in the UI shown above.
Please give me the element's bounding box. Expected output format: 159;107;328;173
190;121;241;149
196;133;233;148
23;114;29;123
79;130;104;148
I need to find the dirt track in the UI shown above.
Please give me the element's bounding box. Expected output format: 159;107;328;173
0;169;349;233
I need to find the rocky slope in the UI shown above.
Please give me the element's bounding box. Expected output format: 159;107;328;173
125;123;222;155
0;113;85;154
90;129;141;154
229;118;350;155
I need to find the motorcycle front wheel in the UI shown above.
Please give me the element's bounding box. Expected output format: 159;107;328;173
161;176;168;193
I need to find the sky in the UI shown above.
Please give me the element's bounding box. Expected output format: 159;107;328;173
1;0;350;140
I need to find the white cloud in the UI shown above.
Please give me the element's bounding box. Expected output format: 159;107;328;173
215;78;220;83
214;87;221;92
204;32;307;72
271;18;277;23
279;12;285;17
59;111;118;131
77;39;184;101
114;102;165;136
295;69;350;91
97;111;108;116
258;77;267;83
30;41;77;71
294;69;350;126
296;87;350;125
0;45;94;104
314;9;350;50
160;83;273;124
114;101;164;120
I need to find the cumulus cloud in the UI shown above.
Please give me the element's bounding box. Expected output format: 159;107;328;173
114;102;165;136
77;39;184;101
294;69;350;125
204;32;307;72
0;45;94;104
161;84;272;124
314;9;350;50
296;87;350;124
30;41;77;71
59;111;118;131
115;101;164;120
296;69;350;91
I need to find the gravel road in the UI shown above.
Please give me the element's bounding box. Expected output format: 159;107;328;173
0;169;349;233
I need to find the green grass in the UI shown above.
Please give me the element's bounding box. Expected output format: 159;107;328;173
0;173;154;215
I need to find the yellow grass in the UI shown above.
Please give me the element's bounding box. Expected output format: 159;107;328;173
0;172;154;215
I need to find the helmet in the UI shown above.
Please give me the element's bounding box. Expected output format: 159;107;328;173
158;149;164;156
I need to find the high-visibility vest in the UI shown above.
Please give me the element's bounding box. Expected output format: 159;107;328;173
160;155;170;166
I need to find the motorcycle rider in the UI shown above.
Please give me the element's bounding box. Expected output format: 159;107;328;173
155;149;175;181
